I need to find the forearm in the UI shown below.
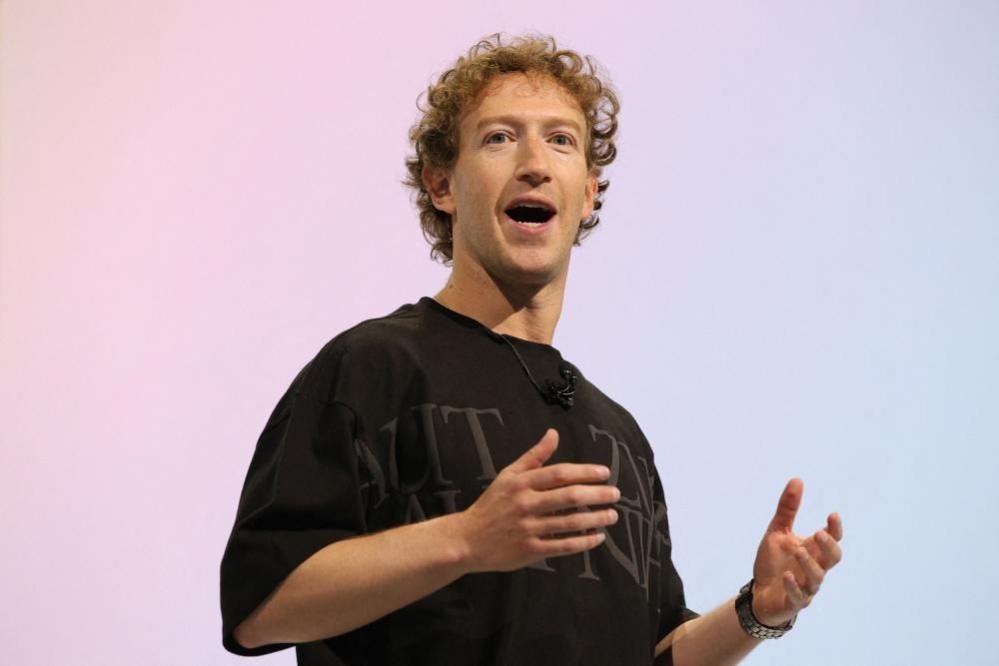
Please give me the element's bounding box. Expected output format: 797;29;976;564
234;513;470;649
655;597;764;666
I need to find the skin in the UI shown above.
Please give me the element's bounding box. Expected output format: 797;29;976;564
751;479;844;627
423;71;845;664
228;68;846;665
657;481;844;666
231;74;615;654
422;70;598;345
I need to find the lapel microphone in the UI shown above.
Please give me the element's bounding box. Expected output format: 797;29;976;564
497;333;577;410
544;363;577;409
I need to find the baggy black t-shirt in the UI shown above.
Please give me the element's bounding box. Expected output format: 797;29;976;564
220;297;699;665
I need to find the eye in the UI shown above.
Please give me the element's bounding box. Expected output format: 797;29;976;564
552;133;575;146
486;132;509;144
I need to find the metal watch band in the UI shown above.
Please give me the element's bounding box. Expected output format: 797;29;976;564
735;578;796;639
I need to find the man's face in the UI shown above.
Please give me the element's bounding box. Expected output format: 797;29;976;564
425;71;598;288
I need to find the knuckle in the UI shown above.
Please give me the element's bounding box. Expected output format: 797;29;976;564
507;474;529;491
512;495;533;515
561;539;579;554
554;515;578;532
589;510;606;527
524;536;544;554
516;515;536;533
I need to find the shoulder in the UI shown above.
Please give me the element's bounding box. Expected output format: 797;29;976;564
577;370;656;453
293;301;425;403
578;369;641;428
324;301;422;357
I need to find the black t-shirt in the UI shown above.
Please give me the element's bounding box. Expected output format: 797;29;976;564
220;296;699;665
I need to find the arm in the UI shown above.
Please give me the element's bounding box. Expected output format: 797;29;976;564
235;428;620;649
234;512;469;648
653;597;762;666
654;479;844;666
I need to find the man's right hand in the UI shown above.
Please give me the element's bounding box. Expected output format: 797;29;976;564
230;427;618;649
454;428;621;574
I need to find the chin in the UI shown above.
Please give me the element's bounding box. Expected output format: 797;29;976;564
502;253;565;285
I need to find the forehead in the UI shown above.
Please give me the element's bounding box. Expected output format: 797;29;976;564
460;71;584;130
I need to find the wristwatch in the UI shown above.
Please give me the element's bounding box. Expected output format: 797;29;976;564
735;578;796;639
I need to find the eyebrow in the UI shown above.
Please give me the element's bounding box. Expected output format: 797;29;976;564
475;114;583;135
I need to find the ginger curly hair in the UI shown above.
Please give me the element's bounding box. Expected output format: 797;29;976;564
402;32;622;266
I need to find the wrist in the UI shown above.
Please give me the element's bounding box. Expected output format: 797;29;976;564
436;511;478;575
751;594;786;628
736;578;796;639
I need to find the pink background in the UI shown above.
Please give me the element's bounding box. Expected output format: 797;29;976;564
2;2;997;664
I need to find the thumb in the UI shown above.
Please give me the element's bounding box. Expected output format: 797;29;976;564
506;428;559;474
767;477;804;534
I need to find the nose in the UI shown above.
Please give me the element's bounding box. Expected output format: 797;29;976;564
514;135;552;187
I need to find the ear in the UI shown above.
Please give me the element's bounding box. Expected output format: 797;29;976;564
581;170;598;221
422;164;456;216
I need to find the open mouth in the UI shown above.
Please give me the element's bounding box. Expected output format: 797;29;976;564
504;203;557;226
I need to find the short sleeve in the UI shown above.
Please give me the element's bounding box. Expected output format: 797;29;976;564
219;357;370;657
653;472;701;642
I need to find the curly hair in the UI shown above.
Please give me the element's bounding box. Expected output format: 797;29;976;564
402;32;621;266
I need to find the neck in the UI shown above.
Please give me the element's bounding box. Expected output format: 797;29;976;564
433;257;567;346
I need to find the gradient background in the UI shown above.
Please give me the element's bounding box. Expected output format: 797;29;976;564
2;1;997;664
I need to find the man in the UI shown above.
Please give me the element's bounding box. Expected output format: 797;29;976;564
220;33;843;665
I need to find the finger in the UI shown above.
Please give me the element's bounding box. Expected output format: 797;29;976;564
782;571;809;609
522;462;611;491
802;518;843;568
768;478;804;534
531;483;621;514
534;507;619;537
530;531;606;558
814;530;842;569
505;429;559;474
827;512;844;541
794;546;825;595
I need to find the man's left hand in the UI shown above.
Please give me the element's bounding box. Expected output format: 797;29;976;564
749;478;843;627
